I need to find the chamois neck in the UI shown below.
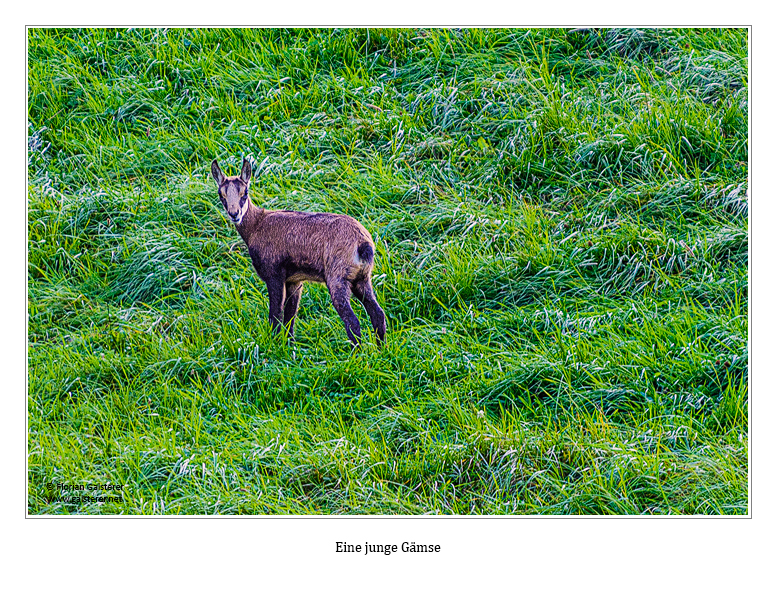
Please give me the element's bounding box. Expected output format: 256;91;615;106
234;198;263;243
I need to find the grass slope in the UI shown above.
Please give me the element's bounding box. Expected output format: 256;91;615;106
28;28;748;514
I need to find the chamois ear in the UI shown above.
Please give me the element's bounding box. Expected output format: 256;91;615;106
240;158;252;184
211;160;225;186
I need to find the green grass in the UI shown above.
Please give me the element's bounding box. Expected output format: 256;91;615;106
27;27;748;514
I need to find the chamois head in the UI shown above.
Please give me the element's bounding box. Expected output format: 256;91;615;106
211;158;252;225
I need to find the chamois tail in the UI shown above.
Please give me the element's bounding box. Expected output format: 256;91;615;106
357;242;374;265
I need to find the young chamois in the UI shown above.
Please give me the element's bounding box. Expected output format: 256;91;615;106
211;158;386;347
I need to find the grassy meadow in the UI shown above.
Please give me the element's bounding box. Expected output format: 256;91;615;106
27;28;748;514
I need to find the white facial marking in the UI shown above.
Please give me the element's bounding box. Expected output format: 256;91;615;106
224;181;249;225
233;198;249;225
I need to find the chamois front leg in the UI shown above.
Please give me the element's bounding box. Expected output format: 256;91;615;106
327;279;362;347
265;276;287;337
283;281;304;340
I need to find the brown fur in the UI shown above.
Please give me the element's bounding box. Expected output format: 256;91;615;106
211;158;386;346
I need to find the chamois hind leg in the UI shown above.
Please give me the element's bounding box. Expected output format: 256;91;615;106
327;279;362;347
283;281;304;339
265;276;286;337
352;277;386;344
